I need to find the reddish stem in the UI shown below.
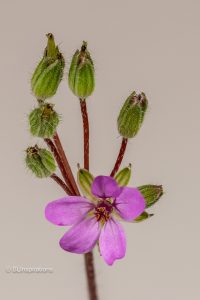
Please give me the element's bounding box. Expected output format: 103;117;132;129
110;137;128;177
50;173;72;195
80;99;89;170
80;98;98;300
84;252;98;300
47;102;97;299
44;138;75;195
53;132;80;195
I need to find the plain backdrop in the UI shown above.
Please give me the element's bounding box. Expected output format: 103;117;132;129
1;0;200;299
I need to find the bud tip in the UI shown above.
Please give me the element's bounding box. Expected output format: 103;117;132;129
81;41;88;52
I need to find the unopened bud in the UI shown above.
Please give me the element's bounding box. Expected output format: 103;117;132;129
68;41;95;99
138;185;163;208
29;103;59;138
25;145;56;178
31;33;65;100
114;164;131;186
117;92;148;138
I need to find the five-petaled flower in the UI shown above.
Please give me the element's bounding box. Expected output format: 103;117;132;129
45;176;145;265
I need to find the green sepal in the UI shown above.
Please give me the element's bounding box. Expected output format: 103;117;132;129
25;145;56;178
138;184;163;208
32;57;64;100
46;33;58;59
68;50;79;92
29;103;59;138
31;58;49;89
117;91;148;138
39;149;56;173
68;41;95;98
134;211;154;222
114;164;132;186
77;168;96;201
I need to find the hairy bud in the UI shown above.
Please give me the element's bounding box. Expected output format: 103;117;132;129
117;92;148;138
29;103;59;138
68;41;95;98
25;145;56;178
31;33;65;100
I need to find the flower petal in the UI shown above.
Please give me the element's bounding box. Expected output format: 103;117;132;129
45;196;94;226
60;217;101;254
91;176;121;198
115;187;145;221
99;218;126;265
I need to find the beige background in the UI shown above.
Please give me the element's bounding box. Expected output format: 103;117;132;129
1;0;200;299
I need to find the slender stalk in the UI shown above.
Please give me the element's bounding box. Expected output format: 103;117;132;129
80;98;98;300
50;173;72;195
84;252;98;300
53;132;80;195
44;138;75;195
80;99;89;170
47;102;97;299
110;137;128;177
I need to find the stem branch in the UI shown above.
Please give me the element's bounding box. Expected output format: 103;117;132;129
50;173;72;195
44;138;75;195
53;132;80;195
110;137;128;177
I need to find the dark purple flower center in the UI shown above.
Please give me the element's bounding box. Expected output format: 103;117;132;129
95;200;113;223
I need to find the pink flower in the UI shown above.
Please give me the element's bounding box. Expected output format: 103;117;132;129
45;176;145;265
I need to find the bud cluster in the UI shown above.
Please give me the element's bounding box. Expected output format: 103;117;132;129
26;34;163;226
24;34;165;274
26;34;64;177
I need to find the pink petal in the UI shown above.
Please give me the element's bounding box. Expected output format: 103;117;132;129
99;218;126;265
60;217;101;254
115;187;145;221
45;196;94;226
91;176;121;198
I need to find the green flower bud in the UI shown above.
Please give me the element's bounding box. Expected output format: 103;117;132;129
114;164;131;186
25;145;56;178
31;33;65;100
68;41;95;98
29;103;59;138
117;92;148;138
77;167;96;202
138;185;163;208
134;211;154;222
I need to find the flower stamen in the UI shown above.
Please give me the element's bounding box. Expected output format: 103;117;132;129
95;201;113;223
